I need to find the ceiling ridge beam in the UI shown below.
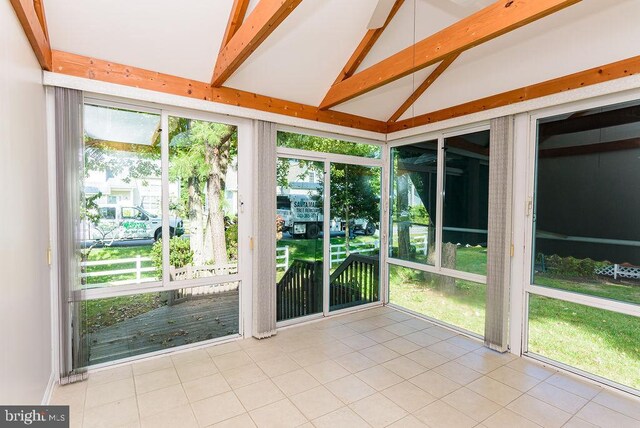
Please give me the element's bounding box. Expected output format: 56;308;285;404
50;50;388;133
320;0;582;110
9;0;52;70
220;0;251;51
211;0;302;87
333;0;405;85
387;54;640;133
387;53;459;123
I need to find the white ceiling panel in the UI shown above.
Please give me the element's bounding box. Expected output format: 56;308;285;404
225;0;380;106
45;0;233;82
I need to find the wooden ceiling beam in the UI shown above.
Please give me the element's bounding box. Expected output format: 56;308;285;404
51;51;388;133
388;55;640;133
333;0;404;85
320;0;581;110
9;0;52;70
212;0;302;87
388;53;459;123
220;0;251;51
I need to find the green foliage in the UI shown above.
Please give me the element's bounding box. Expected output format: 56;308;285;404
544;254;608;279
151;238;194;278
409;205;430;225
225;221;239;261
277;131;380;158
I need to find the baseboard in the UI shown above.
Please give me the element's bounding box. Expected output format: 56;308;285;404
41;372;56;405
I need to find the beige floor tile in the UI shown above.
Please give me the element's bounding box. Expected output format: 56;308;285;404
405;348;449;369
404;331;442;347
50;382;87;408
134;367;180;394
221;363;268;389
82;397;139;428
324;325;359;340
325;374;376;404
272;368;320;396
527;382;588;414
562;417;598;428
244;344;286;363
356;365;404;391
206;340;242;357
333;352;377;373
382;356;428;379
427;341;469;359
488;365;541;392
191;391;246;426
545;374;602;400
234;379;285;411
211;413;257;428
345;320;378;334
442;387;502;422
137;383;188;418
381;381;436;412
140;403;198;428
483;408;542;428
289;346;331;367
175;358;219;383
467;376;521;406
367;315;398;328
383;337;422;355
312;407;370;428
383;311;413;322
506;358;556;381
349;393;407;428
455;352;504;374
592;389;640;420
182;373;231;402
383;322;418;337
433;361;483;385
413;400;476;428
340;334;378;351
363;328;398;343
575;402;639;428
426;326;458;340
256;355;301;378
388;415;428;427
445;335;484;351
409;371;462;398
290;385;344;419
132;356;174;376
170;348;211;366
87;365;133;387
249;398;308;428
317;342;354;359
305;360;350;384
400;318;435;331
85;378;135;408
507;394;572;428
212;350;254;371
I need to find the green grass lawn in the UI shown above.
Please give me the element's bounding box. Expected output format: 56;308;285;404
84;244;157;286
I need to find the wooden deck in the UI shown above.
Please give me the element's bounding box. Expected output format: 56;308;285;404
87;290;239;365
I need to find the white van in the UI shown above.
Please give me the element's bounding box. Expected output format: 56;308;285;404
87;204;183;242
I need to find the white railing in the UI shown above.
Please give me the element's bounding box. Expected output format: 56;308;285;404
330;241;380;266
410;233;428;256
276;246;290;270
80;255;155;285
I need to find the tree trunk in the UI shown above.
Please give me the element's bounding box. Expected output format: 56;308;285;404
205;144;228;266
188;177;205;265
344;209;350;256
397;175;411;258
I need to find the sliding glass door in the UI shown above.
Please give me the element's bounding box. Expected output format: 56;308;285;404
74;101;249;367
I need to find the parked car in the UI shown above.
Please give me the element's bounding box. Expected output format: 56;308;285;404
87;204;183;241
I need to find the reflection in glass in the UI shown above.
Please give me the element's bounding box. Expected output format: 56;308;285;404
277;131;381;158
528;295;640;390
81;104;162;289
441;130;490;276
390;140;438;265
275;158;324;321
78;284;239;366
533;100;640;305
167;117;239;281
389;264;485;336
329;163;381;311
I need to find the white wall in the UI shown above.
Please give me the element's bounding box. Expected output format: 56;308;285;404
0;2;52;404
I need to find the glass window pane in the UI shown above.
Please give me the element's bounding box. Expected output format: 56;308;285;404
389;264;486;337
276;158;324;321
533;100;640;305
528;294;640;390
81;104;162;289
329;163;381;311
442;130;490;276
390;140;438;265
78;283;239;366
277;131;381;158
168;117;239;281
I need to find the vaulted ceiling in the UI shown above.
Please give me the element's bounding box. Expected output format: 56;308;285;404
13;0;640;133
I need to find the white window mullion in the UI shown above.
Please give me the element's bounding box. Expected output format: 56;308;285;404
435;135;445;270
161;112;170;286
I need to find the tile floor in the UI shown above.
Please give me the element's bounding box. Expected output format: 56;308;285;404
50;306;640;428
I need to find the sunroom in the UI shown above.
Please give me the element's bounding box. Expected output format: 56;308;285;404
2;0;639;427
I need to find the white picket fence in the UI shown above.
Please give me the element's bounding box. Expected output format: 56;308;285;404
330;241;380;266
80;256;156;285
276;246;290;270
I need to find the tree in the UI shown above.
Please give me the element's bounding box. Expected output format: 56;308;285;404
169;118;237;266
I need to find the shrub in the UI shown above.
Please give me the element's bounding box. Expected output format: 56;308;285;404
151;237;194;278
544;254;609;279
226;222;239;261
